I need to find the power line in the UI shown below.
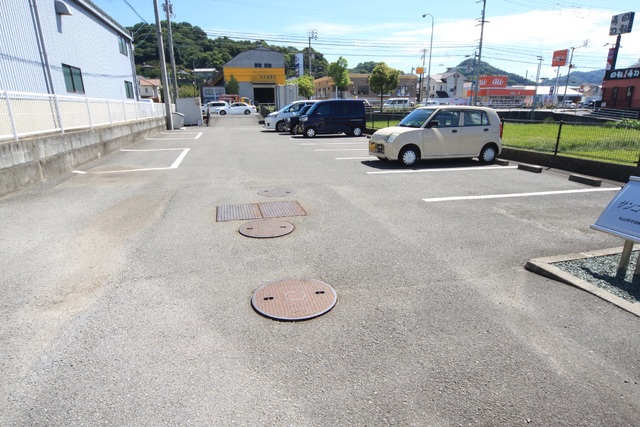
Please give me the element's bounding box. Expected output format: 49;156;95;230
121;0;148;24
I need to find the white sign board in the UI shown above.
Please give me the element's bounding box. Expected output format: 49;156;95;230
609;11;635;36
591;176;640;242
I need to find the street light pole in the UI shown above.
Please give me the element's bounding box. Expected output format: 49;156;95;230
422;13;434;101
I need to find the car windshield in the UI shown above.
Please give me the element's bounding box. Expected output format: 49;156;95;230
397;108;436;128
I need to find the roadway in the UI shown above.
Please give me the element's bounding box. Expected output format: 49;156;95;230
1;114;638;426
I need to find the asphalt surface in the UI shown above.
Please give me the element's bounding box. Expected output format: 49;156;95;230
1;114;639;426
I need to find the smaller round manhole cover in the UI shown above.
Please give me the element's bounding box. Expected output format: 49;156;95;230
238;220;294;238
258;188;295;197
252;278;337;321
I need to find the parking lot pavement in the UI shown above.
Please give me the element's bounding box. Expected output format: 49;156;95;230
1;117;639;426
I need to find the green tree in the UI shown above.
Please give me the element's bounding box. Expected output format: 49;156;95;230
369;62;400;109
351;61;378;74
296;75;315;99
327;56;351;98
178;83;198;98
225;75;239;94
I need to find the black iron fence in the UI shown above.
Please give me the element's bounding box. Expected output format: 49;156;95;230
365;109;640;166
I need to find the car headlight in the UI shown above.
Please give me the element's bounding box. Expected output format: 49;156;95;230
300;117;308;122
268;112;276;117
386;132;400;143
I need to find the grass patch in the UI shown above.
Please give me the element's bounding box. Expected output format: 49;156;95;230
503;122;640;165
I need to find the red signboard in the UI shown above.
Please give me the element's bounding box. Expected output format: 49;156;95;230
478;75;507;88
606;48;615;70
552;49;569;67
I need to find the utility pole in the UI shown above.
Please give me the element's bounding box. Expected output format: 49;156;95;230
164;0;179;100
307;29;317;78
153;0;173;130
473;0;487;105
417;49;426;103
561;40;589;105
530;55;543;119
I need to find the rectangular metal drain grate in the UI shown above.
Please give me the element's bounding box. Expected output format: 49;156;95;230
259;201;306;218
216;203;262;222
216;201;306;222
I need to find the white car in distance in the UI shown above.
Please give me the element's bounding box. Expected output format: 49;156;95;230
216;102;257;115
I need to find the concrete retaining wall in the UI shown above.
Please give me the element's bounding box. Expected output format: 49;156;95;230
500;147;640;183
0;118;165;198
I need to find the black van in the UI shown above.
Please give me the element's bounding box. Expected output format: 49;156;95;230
299;99;366;138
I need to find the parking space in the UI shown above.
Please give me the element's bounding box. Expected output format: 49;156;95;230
3;117;638;426
71;130;197;174
293;133;624;210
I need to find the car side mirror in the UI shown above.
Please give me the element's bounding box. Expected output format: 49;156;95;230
426;121;438;128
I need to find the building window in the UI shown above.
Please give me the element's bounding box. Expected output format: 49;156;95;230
357;86;369;95
254;63;262;68
264;63;272;68
125;81;134;98
118;35;128;56
62;64;84;94
396;86;409;96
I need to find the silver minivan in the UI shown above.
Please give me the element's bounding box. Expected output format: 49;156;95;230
369;106;503;166
264;100;318;131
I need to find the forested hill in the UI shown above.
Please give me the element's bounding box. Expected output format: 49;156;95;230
129;22;329;79
131;21;604;86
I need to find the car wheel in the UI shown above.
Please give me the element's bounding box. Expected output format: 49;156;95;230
352;126;363;137
399;146;419;166
305;127;316;138
479;144;497;164
219;110;227;115
244;109;251;115
276;121;285;132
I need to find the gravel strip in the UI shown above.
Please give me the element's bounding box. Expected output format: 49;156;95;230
553;251;640;304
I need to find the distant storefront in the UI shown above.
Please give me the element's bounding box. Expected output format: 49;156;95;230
601;65;640;110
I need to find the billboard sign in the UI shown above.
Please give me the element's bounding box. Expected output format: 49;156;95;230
552;49;569;67
609;12;635;35
294;53;304;77
478;75;507;88
604;67;640;81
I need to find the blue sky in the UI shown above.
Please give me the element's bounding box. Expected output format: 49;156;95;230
93;0;640;81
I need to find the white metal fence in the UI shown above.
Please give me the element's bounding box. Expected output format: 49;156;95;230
0;91;165;142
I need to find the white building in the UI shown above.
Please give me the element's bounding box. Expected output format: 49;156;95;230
0;0;138;100
423;71;469;99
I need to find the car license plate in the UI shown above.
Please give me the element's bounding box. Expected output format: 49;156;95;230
369;141;375;152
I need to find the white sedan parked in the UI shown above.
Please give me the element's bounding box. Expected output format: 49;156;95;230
217;102;257;115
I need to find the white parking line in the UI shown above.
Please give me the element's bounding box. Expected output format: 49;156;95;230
72;148;190;174
368;165;518;174
147;136;201;140
336;156;378;160
315;148;369;152
423;187;621;203
301;142;367;146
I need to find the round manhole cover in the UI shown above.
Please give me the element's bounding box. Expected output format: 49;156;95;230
252;278;337;321
238;220;294;238
258;188;295;197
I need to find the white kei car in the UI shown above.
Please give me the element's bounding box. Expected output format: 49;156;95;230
369;105;503;166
